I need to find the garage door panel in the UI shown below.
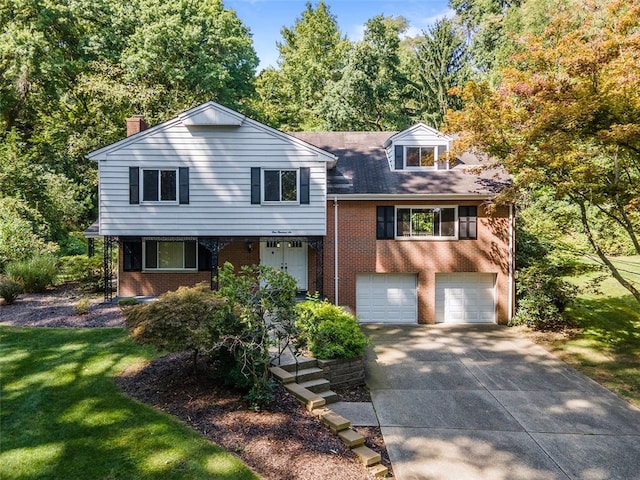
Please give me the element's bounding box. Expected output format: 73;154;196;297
436;273;496;324
356;274;417;323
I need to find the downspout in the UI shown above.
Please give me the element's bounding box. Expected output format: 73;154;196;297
333;196;339;306
508;203;515;321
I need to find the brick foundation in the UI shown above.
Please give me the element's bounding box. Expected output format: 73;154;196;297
317;357;366;388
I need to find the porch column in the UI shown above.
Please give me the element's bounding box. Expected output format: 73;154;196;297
308;238;324;297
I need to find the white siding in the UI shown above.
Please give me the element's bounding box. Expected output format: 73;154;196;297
98;122;329;236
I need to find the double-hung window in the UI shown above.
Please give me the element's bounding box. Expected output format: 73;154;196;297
263;169;298;203
144;240;196;270
143;169;177;202
396;207;456;239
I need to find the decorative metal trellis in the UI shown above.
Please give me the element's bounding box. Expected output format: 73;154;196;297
103;236;117;302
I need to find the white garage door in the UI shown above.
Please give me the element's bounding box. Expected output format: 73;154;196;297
356;274;417;323
436;273;496;323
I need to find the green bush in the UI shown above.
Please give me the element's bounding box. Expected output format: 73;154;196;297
5;255;58;293
0;277;22;304
123;284;238;369
510;265;577;331
295;299;368;359
73;297;91;315
117;297;139;307
59;255;103;292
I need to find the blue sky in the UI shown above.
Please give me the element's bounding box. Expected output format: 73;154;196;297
224;0;453;71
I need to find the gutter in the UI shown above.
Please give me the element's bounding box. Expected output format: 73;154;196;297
333;196;339;306
508;203;515;321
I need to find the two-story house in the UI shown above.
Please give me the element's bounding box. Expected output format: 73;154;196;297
87;101;514;324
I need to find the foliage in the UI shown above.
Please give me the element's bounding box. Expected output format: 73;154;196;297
406;18;470;128
5;255;58;293
73;297;91;315
320;15;411;131
254;1;348;130
117;297;139;307
0;327;259;479
216;263;298;410
0;197;58;269
0;277;22;304
295;298;368;359
123;283;237;370
59;255;104;292
447;0;640;303
510;265;577;330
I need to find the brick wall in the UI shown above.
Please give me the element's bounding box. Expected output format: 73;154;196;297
324;200;512;324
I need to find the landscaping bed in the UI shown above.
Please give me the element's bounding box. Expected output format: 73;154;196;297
0;284;391;479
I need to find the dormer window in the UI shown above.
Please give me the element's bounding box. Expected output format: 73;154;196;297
403;145;447;170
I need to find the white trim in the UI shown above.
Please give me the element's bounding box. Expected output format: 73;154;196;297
508;203;515;321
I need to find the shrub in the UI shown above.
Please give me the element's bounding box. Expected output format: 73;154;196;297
5;255;58;293
122;283;238;370
74;297;91;315
295;299;368;359
59;255;104;292
117;297;139;307
0;277;22;305
510;265;577;331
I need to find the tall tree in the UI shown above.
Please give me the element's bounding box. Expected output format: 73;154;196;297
320;15;410;131
407;18;470;128
447;0;640;302
0;0;258;257
254;1;348;130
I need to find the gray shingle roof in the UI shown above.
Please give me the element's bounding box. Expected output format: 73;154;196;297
290;132;510;197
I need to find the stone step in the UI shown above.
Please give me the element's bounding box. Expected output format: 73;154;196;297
278;356;318;373
319;410;351;433
283;382;326;411
298;378;331;394
294;366;325;383
338;429;365;448
269;366;295;384
318;389;339;404
351;445;381;467
368;463;389;477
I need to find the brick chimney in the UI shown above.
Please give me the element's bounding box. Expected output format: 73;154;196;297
126;115;148;137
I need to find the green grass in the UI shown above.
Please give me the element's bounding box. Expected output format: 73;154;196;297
0;327;260;480
544;256;640;407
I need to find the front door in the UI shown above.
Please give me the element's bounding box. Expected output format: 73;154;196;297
260;241;308;290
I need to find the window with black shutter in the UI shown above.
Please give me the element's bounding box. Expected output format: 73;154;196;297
122;240;142;271
459;206;478;240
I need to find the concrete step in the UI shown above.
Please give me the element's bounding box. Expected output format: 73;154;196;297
351;445;381;467
294;366;325;383
298;378;331;394
368;463;389;477
283;382;326;411
338;429;365;448
318;389;339;404
269;366;295;384
319;410;350;433
278;356;318;373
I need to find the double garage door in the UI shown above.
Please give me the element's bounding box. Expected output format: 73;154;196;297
356;273;496;324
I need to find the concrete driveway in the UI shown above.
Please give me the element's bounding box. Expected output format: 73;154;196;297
362;324;640;480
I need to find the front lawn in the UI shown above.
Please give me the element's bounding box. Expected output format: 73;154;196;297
0;326;260;480
523;256;640;408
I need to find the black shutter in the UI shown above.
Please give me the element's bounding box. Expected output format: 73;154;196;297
122;240;142;271
300;167;310;204
459;206;478;239
394;145;404;170
198;241;213;271
129;167;139;204
376;206;395;239
250;167;261;204
179;167;189;204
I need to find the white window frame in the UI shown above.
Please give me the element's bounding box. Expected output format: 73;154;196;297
395;206;458;240
142;239;197;271
404;145;449;170
262;168;300;204
141;168;178;203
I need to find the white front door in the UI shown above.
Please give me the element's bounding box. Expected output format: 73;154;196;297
260;241;308;290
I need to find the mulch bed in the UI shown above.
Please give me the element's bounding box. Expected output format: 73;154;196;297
1;283;393;479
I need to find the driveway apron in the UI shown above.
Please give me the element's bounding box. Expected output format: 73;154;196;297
363;324;640;480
